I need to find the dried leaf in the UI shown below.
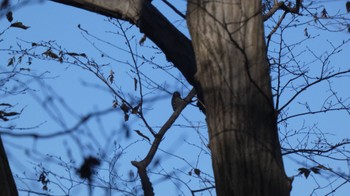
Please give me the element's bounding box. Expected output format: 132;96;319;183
124;114;129;121
67;52;78;56
108;70;115;84
6;11;13;22
27;57;32;65
194;168;201;176
310;167;320;174
0;103;12;107
112;100;118;108
67;52;86;57
131;103;140;114
3;111;19;116
304;28;309;37
298;168;310;179
77;156;100;182
121;103;129;113
0;116;8;121
10;22;30;30
316;164;328;170
19;68;31;72
134;78;137;91
7;57;15;66
321;8;328;18
43;49;59;59
128;170;135;180
139;34;147;45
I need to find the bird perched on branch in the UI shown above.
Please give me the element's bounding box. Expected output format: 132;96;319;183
171;91;183;111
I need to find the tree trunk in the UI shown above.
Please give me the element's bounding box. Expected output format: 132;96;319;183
0;136;18;196
187;1;290;195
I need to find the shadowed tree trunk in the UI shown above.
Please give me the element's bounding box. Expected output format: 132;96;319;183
187;0;290;195
0;136;18;196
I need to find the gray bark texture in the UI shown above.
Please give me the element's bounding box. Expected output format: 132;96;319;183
187;0;290;195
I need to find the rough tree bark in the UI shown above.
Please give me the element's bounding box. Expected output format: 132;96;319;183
187;0;290;195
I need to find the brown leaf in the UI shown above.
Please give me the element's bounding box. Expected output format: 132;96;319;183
194;168;201;176
121;103;129;113
2;111;19;117
0;116;8;121
124;114;129;121
77;156;100;181
19;68;31;72
108;70;115;84
0;103;12;107
298;168;310;179
10;22;30;30
304;28;309;37
6;11;13;22
7;57;15;66
67;52;79;56
131;103;140;114
67;52;86;57
139;34;147;45
134;78;137;91
316;164;328;170
310;167;320;174
112;100;118;108
43;49;59;59
321;8;328;18
128;170;135;180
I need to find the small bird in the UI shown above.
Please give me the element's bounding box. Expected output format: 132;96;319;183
171;91;183;111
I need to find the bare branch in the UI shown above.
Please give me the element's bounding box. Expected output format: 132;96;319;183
263;0;302;21
131;88;196;196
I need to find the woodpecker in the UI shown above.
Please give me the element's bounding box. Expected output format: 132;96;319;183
171;91;183;111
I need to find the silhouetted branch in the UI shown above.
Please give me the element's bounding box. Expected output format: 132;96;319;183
131;88;196;196
282;141;350;156
263;0;302;21
0;108;114;139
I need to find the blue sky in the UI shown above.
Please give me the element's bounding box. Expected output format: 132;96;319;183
1;0;350;195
